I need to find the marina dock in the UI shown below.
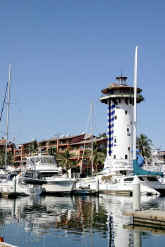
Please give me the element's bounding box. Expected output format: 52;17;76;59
100;190;132;196
124;224;165;235
124;209;165;229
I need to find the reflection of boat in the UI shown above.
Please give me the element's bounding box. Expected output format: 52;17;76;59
0;195;76;236
26;154;76;194
0;191;161;246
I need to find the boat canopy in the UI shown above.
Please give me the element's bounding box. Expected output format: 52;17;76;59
133;151;163;177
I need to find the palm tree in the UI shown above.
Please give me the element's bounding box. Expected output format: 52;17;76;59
56;150;77;171
92;143;106;173
28;140;38;155
48;146;56;156
0;146;5;168
136;134;152;162
83;142;106;175
0;147;13;168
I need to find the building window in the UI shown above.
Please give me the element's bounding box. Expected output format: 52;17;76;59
115;116;117;120
114;155;116;159
125;110;128;115
125;154;128;159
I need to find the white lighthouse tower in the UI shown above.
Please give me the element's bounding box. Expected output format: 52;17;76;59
100;76;143;175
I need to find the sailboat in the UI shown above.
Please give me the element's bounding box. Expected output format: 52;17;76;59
80;103;95;177
74;103;100;195
75;47;165;196
0;65;44;197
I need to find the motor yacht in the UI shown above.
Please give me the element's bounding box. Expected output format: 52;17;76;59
25;154;76;194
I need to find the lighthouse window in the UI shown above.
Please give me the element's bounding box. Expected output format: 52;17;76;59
125;154;128;159
127;128;129;132
125;110;128;115
115;116;117;120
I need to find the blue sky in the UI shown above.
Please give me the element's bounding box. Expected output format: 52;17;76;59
0;1;165;149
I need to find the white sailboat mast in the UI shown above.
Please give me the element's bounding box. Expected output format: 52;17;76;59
90;102;94;176
5;64;11;166
133;46;138;161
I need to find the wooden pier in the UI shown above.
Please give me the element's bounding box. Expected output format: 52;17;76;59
100;190;132;196
124;209;165;229
124;224;165;235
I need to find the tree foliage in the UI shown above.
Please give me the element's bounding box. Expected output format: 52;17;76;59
56;150;77;171
82;142;106;174
28;140;38;155
0;147;13;168
136;134;152;162
92;142;106;173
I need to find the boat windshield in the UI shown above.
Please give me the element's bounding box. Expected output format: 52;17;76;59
146;176;158;182
123;177;134;182
38;171;59;178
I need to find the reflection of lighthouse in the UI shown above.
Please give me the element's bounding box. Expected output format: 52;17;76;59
100;76;143;174
99;195;158;247
101;195;133;247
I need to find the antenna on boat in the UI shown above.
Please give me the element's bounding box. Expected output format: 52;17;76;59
133;46;138;162
5;64;11;167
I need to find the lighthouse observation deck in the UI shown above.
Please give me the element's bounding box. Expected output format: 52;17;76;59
100;77;143;104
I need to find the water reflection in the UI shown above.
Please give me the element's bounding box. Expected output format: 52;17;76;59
0;194;163;247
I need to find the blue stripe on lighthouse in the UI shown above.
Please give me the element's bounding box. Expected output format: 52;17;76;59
107;101;115;156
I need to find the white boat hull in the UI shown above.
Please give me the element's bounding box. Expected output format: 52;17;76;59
43;178;76;194
0;179;43;196
75;175;165;196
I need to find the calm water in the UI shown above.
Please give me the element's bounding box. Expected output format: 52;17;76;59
0;194;165;246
